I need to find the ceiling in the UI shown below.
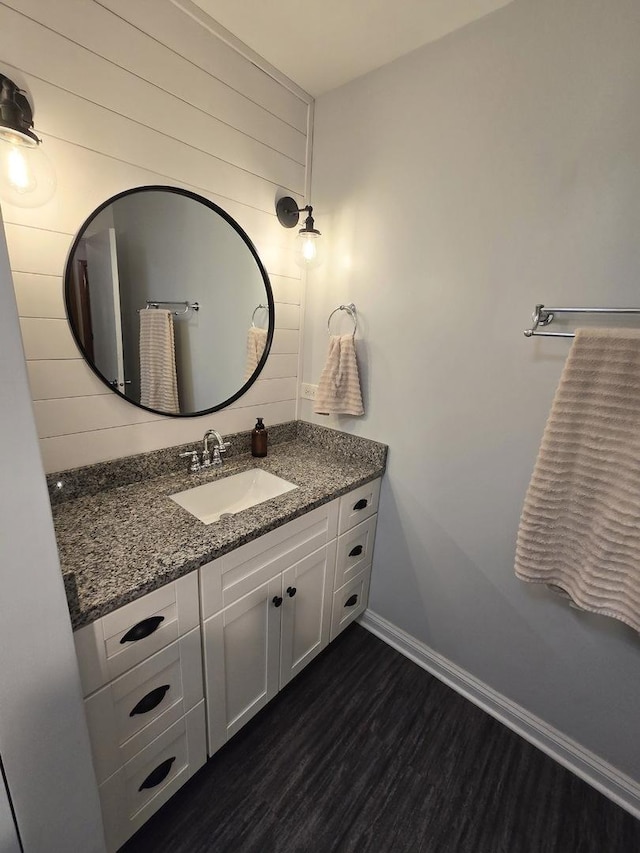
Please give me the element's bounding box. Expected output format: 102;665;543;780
190;0;514;97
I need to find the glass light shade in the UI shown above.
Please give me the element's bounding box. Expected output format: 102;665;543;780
294;230;322;269
0;136;56;208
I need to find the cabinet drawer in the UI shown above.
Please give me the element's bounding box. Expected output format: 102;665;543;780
335;515;377;589
330;567;371;641
99;701;206;852
74;571;200;696
84;627;203;785
200;499;339;617
338;479;380;535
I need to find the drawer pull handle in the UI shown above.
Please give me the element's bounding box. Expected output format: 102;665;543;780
129;685;171;717
353;498;368;511
348;545;363;557
120;616;164;644
286;586;297;598
345;594;359;608
138;756;176;792
272;596;283;608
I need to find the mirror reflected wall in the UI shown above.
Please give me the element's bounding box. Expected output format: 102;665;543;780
66;186;274;417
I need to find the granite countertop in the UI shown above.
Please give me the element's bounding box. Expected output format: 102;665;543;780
52;423;387;631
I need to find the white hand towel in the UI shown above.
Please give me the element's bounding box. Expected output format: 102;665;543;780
314;334;364;416
515;327;640;633
139;309;180;413
244;326;268;380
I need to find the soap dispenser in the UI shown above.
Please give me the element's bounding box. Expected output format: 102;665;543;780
251;417;268;457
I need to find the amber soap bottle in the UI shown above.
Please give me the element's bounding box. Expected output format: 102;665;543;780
251;417;268;457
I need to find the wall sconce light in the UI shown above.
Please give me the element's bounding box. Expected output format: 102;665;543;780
276;196;323;269
0;73;55;208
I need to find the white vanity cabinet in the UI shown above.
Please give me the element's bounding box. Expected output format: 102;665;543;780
200;478;381;757
74;572;206;852
71;476;381;850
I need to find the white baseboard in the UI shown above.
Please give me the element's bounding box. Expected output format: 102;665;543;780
358;609;640;820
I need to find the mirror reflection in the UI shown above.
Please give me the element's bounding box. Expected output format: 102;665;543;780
65;186;273;416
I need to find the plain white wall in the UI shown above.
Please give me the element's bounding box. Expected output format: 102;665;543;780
0;208;105;851
303;0;640;781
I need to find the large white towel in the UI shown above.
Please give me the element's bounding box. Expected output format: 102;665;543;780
515;327;640;632
139;309;180;413
314;334;364;416
244;326;268;380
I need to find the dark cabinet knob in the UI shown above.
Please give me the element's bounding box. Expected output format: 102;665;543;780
129;684;170;717
348;545;363;557
286;586;297;598
138;756;176;791
272;596;283;608
120;615;165;644
353;498;368;511
345;594;359;608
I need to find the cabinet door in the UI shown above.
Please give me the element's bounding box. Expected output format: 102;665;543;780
203;576;282;756
280;541;336;689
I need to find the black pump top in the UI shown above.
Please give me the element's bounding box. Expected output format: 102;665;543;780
255;417;265;430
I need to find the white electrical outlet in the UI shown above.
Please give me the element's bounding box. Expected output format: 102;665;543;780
301;383;318;400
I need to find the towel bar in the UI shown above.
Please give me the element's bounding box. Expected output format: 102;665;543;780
524;303;640;338
144;300;199;316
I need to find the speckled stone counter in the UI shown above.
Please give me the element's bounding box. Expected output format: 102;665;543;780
51;422;387;631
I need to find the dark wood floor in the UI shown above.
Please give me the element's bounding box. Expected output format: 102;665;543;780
122;625;640;853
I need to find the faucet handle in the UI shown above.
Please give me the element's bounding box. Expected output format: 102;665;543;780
179;450;200;473
211;446;223;465
219;441;231;454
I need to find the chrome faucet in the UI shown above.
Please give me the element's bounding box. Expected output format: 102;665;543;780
179;429;231;472
202;429;231;467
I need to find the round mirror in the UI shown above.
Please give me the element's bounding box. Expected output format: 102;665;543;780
64;185;274;417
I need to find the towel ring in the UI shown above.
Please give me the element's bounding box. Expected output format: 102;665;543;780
251;303;268;328
327;303;357;337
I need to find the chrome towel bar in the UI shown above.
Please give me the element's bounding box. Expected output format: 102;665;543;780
145;300;199;316
524;304;640;338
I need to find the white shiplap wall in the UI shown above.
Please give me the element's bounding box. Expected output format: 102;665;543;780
0;0;312;473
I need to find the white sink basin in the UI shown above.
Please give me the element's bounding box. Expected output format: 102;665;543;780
170;469;298;524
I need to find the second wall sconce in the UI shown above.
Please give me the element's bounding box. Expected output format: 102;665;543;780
0;72;56;208
276;196;323;269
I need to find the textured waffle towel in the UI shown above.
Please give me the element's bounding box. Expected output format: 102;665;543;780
314;334;364;416
244;326;268;380
515;327;640;632
139;309;179;413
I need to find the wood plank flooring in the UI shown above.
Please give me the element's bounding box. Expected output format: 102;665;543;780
121;625;640;852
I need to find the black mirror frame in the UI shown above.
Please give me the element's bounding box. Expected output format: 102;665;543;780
64;184;275;418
